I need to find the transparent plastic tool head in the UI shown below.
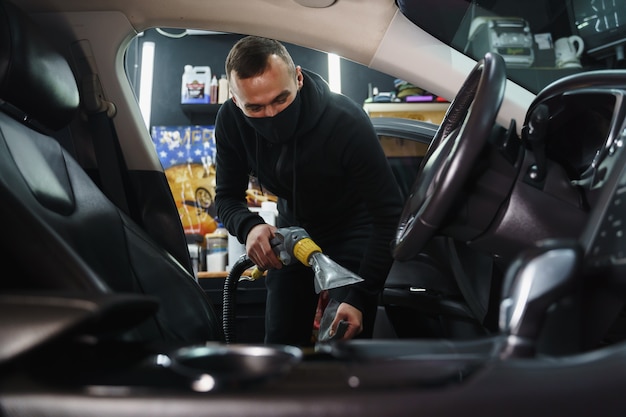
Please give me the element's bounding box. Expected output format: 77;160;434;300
309;252;363;294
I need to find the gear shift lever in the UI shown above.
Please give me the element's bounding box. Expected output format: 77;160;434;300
499;239;582;359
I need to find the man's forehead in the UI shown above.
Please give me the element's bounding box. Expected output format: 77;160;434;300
232;75;295;105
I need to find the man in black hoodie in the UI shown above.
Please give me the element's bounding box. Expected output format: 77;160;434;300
215;36;403;346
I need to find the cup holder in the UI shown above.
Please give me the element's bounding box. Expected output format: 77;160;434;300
163;343;303;391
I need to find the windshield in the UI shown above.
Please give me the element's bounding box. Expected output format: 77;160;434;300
397;0;626;94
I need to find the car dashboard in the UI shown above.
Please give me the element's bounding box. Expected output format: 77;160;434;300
526;70;626;350
527;71;626;268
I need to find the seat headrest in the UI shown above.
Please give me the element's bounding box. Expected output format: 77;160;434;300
0;0;80;131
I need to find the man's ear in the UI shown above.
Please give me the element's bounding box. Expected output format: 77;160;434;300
296;66;304;89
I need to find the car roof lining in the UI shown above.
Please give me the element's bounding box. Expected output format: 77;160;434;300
15;0;399;67
22;0;532;166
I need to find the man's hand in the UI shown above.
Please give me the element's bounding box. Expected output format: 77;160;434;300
329;302;363;340
246;223;283;270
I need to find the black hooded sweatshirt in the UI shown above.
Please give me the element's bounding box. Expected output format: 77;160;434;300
214;69;403;312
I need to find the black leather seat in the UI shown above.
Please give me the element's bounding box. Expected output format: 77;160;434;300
376;130;500;339
0;0;223;344
380;236;499;339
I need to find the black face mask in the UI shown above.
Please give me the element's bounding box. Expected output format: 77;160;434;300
244;91;301;144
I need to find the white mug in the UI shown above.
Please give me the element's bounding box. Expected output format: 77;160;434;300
554;35;584;69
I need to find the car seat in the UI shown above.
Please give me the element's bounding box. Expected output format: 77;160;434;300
372;119;501;339
0;0;223;344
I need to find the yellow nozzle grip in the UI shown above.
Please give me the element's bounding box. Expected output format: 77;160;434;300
292;237;322;266
250;266;265;280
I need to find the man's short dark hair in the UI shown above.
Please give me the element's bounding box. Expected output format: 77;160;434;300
225;36;296;81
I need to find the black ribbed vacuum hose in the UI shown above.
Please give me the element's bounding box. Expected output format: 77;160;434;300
222;255;254;344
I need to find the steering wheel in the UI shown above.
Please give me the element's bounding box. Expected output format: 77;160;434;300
392;52;506;261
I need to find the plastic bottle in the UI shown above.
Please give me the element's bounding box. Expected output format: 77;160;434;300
210;223;228;251
181;65;194;104
205;222;228;271
218;74;229;104
181;65;211;104
209;75;218;104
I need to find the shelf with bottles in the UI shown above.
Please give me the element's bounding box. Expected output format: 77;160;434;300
181;71;229;117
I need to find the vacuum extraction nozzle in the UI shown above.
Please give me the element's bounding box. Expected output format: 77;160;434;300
308;251;363;294
249;226;363;293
